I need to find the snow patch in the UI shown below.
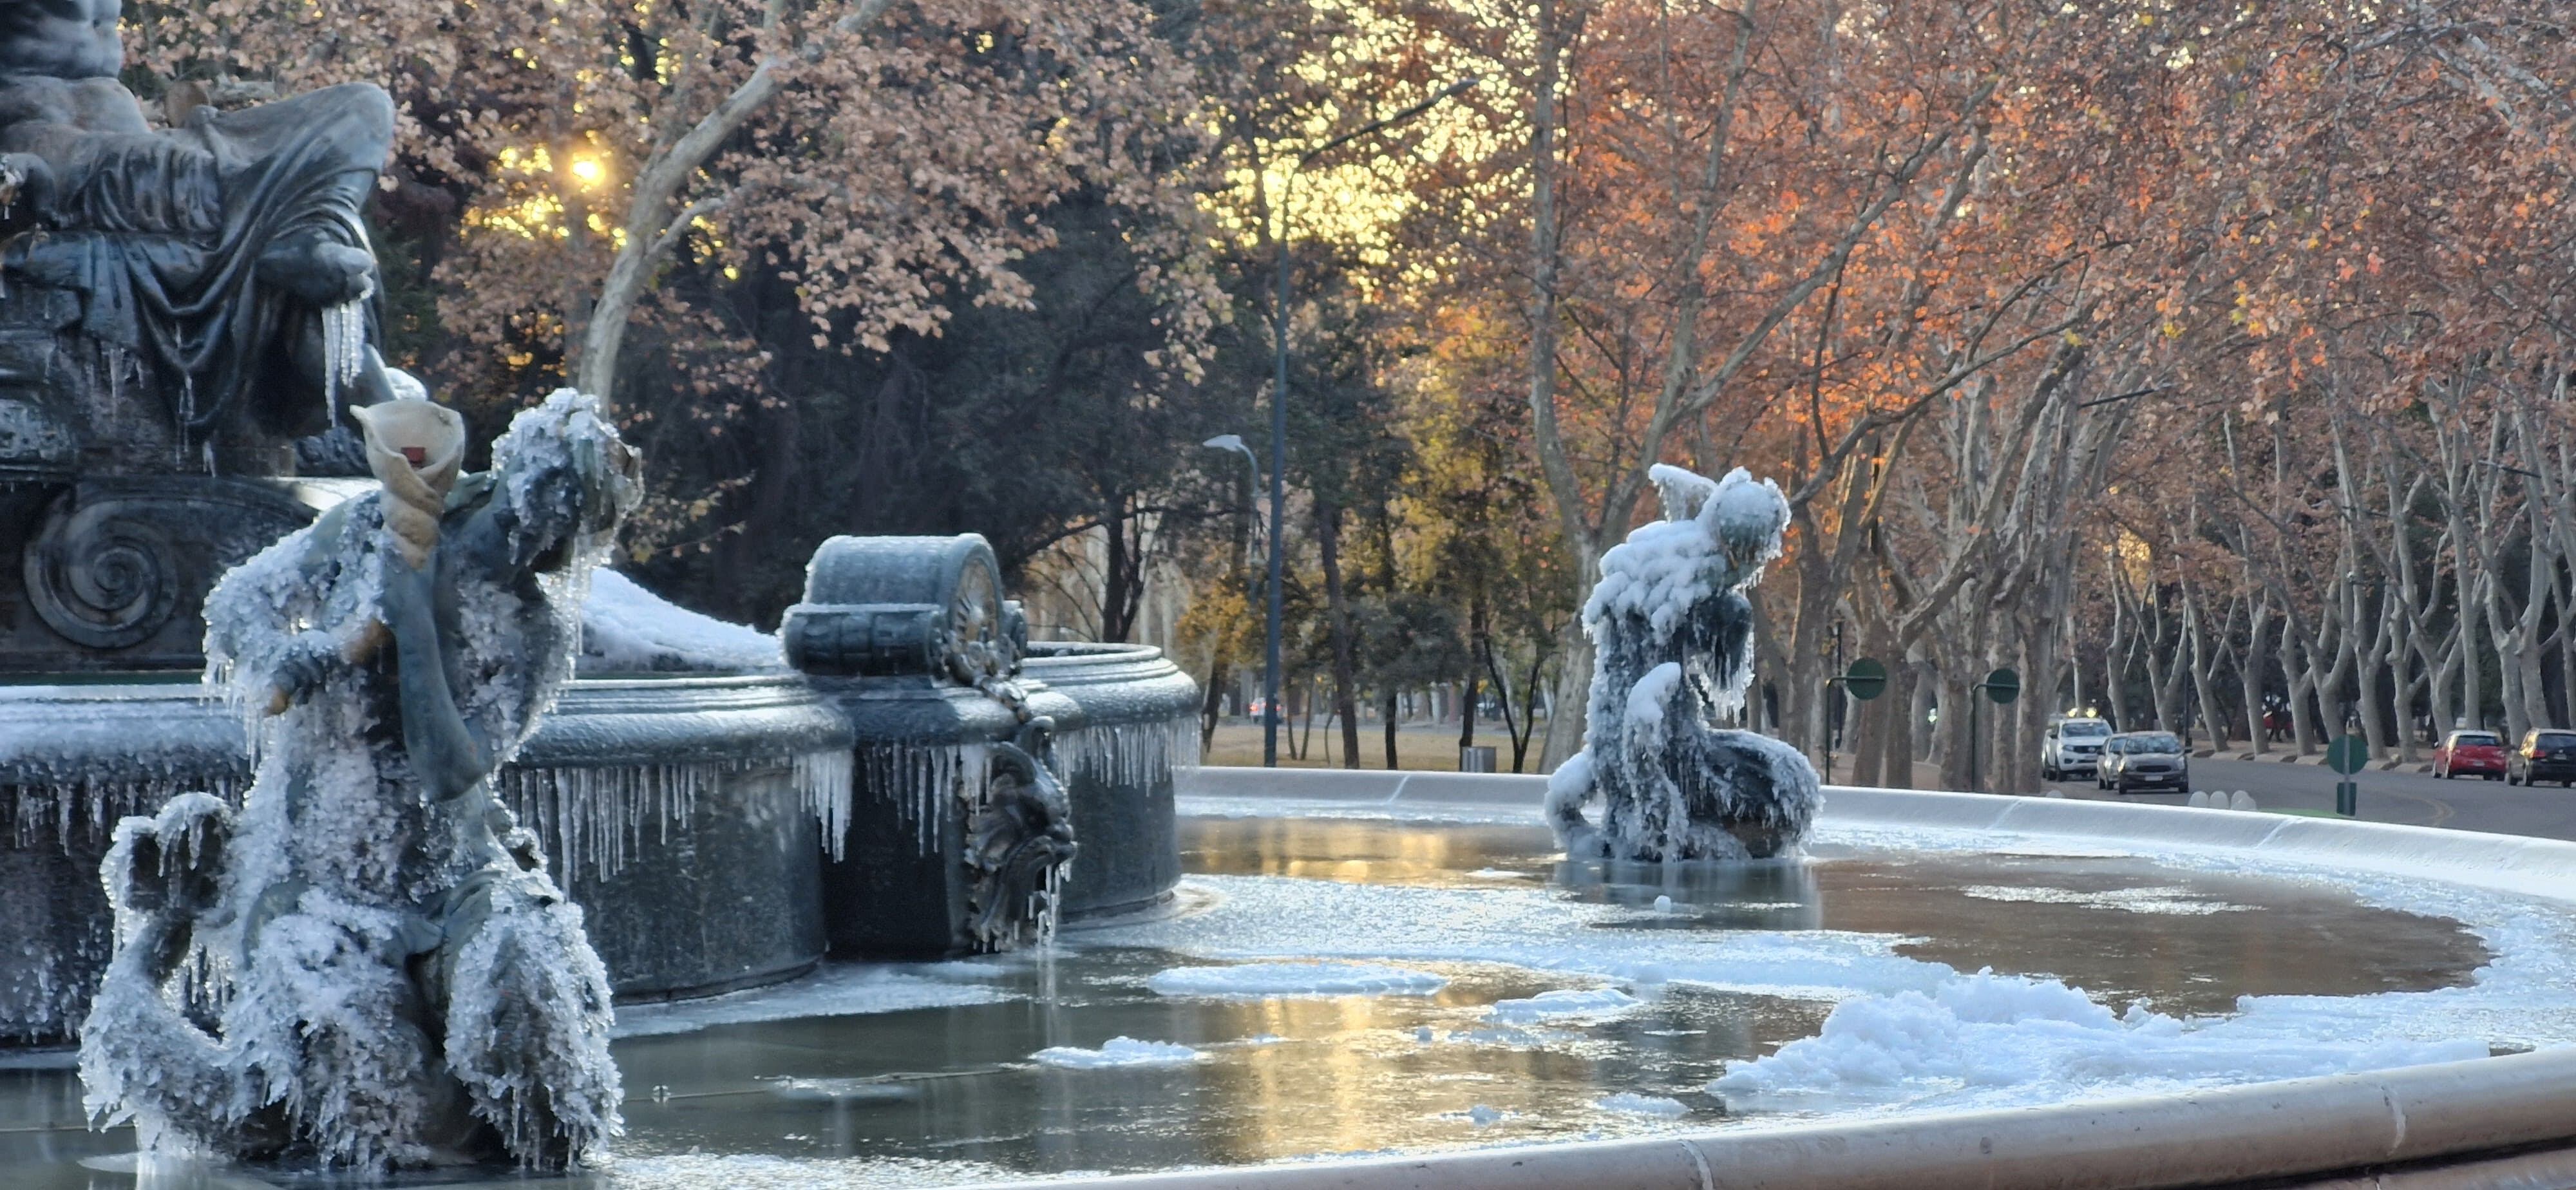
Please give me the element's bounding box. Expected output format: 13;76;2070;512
1710;968;2486;1110
579;569;783;673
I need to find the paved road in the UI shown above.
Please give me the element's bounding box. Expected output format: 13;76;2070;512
2041;756;2576;841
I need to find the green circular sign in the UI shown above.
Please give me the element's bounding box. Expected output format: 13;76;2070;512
2327;734;2370;775
1844;657;1889;702
1982;667;2020;705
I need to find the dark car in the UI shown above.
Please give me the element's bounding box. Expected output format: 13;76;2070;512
2097;732;2188;794
2432;730;2508;780
2507;730;2576;787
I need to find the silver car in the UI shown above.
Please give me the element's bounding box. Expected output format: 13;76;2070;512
2097;732;2189;794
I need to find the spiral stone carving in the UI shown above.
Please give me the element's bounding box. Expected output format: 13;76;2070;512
22;492;182;650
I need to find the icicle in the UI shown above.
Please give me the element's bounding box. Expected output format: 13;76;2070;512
321;285;371;425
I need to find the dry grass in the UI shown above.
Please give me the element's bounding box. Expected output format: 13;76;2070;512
1200;720;1552;773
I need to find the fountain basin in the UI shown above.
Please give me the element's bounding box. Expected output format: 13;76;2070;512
0;672;855;1037
1021;641;1198;920
15;768;2575;1188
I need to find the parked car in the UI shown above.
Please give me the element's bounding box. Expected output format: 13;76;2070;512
2097;732;2188;794
2432;730;2508;780
2507;729;2576;787
2040;717;2114;780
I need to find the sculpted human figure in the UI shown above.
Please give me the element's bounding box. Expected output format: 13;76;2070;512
1546;464;1820;863
0;0;408;448
78;390;639;1170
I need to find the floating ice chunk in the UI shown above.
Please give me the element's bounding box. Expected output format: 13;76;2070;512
1487;988;1642;1023
1031;1037;1206;1068
1595;1092;1690;1118
1147;961;1447;999
1652;895;1674;913
1709;968;2486;1109
1467;868;1532;880
1464;1104;1502;1126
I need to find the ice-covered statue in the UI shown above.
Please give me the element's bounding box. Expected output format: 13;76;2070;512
1545;464;1819;862
78;389;639;1171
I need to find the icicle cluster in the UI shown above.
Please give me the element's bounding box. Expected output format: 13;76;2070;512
1048;714;1201;793
1546;464;1820;862
498;750;853;882
857;741;993;855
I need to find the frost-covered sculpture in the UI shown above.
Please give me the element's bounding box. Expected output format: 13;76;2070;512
78;389;640;1171
1546;464;1819;862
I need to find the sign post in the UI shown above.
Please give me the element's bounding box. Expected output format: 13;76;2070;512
1822;658;1888;785
1969;667;2021;793
2327;734;2368;817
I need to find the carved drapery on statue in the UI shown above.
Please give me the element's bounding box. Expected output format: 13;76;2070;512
5;82;393;448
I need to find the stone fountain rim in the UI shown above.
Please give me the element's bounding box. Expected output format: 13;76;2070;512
1064;766;2576;1190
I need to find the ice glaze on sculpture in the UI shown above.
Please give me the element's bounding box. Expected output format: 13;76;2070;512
1545;464;1820;862
77;389;639;1170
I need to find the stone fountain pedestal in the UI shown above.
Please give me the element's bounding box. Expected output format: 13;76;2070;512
0;533;1198;1046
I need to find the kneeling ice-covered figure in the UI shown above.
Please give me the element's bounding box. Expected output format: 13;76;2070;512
1546;464;1819;862
79;390;639;1171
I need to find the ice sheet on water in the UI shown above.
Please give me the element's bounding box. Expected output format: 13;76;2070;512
1146;961;1448;999
1958;883;2254;916
1083;874;1946;1001
580;570;784;673
614;965;1014;1039
1595;1092;1691;1118
1029;1036;1206;1068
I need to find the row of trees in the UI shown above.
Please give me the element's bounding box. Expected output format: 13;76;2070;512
1173;0;2576;787
148;0;2576;786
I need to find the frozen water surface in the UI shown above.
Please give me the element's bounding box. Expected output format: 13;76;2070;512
5;811;2570;1187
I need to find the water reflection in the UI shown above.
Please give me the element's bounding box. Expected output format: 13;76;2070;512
0;815;2494;1188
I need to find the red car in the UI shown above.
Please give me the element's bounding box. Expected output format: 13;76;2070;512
2433;729;2508;780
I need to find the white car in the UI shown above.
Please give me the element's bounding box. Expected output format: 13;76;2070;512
2040;717;2114;780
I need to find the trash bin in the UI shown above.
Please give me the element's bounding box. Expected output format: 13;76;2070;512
1459;745;1497;773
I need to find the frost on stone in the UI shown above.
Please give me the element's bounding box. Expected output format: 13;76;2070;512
80;389;636;1173
1549;464;1819;862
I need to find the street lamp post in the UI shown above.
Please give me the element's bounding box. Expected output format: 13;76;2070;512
1203;434;1265;733
1264;75;1479;768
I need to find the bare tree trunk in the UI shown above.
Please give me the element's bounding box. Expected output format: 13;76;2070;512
1382;690;1400;771
1317;501;1362;770
2240;594;2271;755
